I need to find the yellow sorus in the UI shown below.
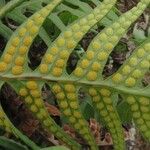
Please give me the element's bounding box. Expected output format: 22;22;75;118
12;66;23;75
35;17;44;25
57;38;65;47
122;65;131;75
107;105;114;112
3;54;12;63
43;119;51;127
70;101;78;109
140;60;149;69
51;47;58;55
89;88;97;96
126;96;136;105
69;117;76;123
60;50;69;59
26;20;33;28
74;32;83;39
15;56;24;66
19;46;28;55
39;64;48;74
35;98;43;107
46;3;53;10
117;28;125;35
29;26;38;35
106;28;113;35
33;13;41;20
30;105;38;113
19;88;28;96
40;8;49;17
7;46;16;55
18;28;27;37
39;109;47;117
12;37;20;47
52;67;63;77
80;18;87;25
125;77;136;87
112;73;122;83
100;110;108;117
82;25;90;32
132;69;142;78
25;96;33;104
44;54;53;63
88;19;97;25
55;59;65;68
139;125;147;132
92;96;100;102
74;123;81;130
56;92;65;100
136;119;144;125
52;84;61;93
78;119;85;126
59;101;68;109
87;14;94;20
98;52;107;60
137;48;145;58
64;84;75;92
99;33;107;41
66;93;76;100
131;104;139;111
144;43;150;52
72;24;80;31
140;106;149;113
64;31;72;38
67;40;75;49
139;97;149;105
143;114;149;120
63;109;71;116
87;71;97;81
23;36;32;46
86;51;94;60
30;90;41;98
26;81;38;90
73;111;81;118
105;43;113;50
93;8;100;14
103;97;112;104
113;23;120;29
100;89;111;97
74;67;83;77
129;57;138;66
110;36;118;43
92;62;101;71
81;59;90;69
92;41;101;50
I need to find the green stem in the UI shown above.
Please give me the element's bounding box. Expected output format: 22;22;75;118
0;0;26;19
12;127;40;150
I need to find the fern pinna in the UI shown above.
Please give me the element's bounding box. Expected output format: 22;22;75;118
0;0;150;150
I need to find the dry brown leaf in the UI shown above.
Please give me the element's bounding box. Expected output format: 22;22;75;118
45;102;61;116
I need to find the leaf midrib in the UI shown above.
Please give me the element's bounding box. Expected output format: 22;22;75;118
1;74;149;98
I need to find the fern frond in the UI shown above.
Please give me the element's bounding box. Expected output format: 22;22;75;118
0;0;150;150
